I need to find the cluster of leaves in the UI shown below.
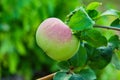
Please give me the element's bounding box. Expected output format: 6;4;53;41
53;2;120;80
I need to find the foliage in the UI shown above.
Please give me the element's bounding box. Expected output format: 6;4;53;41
53;2;120;80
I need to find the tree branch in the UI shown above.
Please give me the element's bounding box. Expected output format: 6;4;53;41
94;25;120;31
37;73;56;80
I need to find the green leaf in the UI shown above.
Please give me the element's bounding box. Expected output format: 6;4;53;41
109;35;120;49
84;42;96;58
53;71;71;80
112;52;120;70
69;74;84;80
100;9;120;17
57;61;70;70
79;68;96;80
81;29;107;47
111;18;120;28
86;2;102;10
8;53;19;74
87;10;99;19
68;44;87;67
98;45;113;62
68;7;95;31
89;44;113;69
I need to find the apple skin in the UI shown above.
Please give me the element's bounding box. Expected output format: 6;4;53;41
36;18;79;61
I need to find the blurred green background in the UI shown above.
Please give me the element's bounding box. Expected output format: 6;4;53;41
0;0;120;80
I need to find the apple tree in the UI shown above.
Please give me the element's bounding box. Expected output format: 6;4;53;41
36;2;120;80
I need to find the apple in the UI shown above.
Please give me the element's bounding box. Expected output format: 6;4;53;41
36;18;79;61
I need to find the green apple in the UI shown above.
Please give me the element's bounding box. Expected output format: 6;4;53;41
36;18;79;61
